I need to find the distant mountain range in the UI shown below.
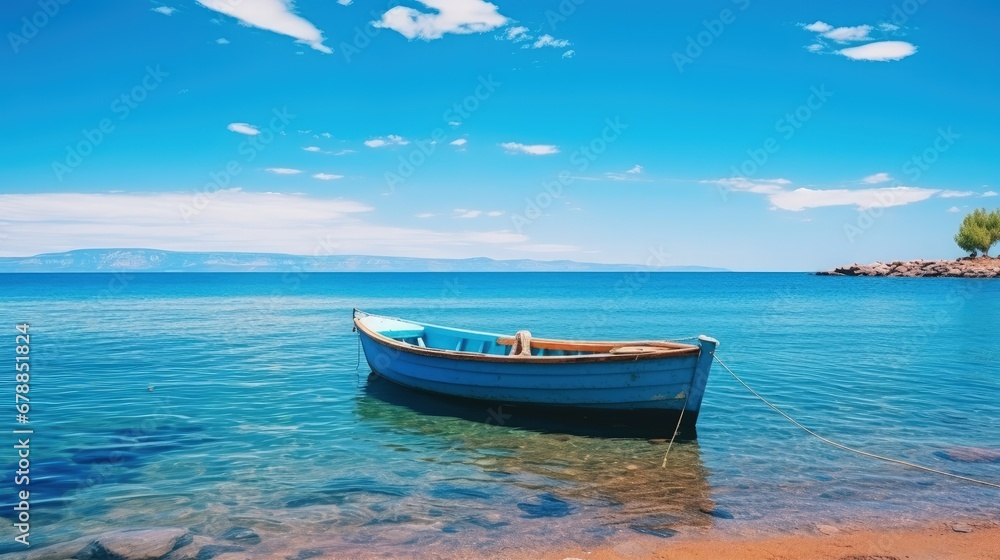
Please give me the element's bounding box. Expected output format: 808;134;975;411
0;249;728;273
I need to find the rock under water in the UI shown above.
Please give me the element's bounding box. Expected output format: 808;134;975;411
935;447;1000;464
3;528;189;560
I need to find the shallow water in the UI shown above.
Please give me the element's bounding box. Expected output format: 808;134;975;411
1;272;998;555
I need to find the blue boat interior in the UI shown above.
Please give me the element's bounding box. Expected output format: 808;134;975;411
359;315;598;357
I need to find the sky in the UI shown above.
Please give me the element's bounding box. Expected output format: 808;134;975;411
1;0;998;271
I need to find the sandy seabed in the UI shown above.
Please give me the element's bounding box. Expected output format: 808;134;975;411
530;521;1000;560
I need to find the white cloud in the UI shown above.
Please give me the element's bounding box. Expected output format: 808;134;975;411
506;243;581;253
312;173;344;180
703;177;940;211
862;172;891;184
838;41;917;61
533;34;569;48
333;149;356;156
803;21;832;32
804;21;914;61
947;206;961;213
303;146;337;155
415;213;435;218
216;38;230;44
982;191;998;198
562;49;575;59
196;0;331;54
463;231;528;244
374;0;508;40
365;135;410;148
320;132;333;138
0;191;532;258
337;0;352;4
938;190;975;198
265;168;302;175
505;25;528;41
823;25;872;42
448;120;461;127
803;21;872;42
500;142;559;156
152;6;176;16
701;177;791;194
450;138;467;146
604;165;652;182
450;209;503;218
769;186;938;211
227;123;260;135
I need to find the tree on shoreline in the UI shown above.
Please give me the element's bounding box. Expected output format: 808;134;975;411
955;208;1000;257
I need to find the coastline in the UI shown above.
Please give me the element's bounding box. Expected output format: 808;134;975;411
539;521;1000;560
818;256;1000;278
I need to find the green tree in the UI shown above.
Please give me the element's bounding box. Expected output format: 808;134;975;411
954;208;1000;257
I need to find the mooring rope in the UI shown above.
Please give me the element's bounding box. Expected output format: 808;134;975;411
661;395;688;468
712;353;1000;489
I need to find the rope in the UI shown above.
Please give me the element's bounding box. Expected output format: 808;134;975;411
661;395;688;468
712;353;1000;489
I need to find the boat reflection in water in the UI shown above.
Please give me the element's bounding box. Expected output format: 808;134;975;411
357;374;717;542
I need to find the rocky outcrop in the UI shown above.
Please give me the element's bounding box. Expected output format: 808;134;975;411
818;257;1000;278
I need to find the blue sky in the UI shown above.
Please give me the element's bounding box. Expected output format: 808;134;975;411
1;0;998;270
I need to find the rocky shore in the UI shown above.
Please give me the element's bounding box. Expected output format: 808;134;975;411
818;257;1000;278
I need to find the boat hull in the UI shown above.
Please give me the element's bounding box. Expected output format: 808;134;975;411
355;315;717;433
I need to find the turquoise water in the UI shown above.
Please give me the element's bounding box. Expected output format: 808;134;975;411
1;273;998;556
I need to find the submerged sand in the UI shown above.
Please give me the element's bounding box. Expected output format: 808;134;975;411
539;522;1000;560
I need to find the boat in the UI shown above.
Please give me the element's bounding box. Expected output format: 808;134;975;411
352;310;719;435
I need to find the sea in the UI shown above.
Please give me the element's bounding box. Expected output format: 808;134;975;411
0;272;997;557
